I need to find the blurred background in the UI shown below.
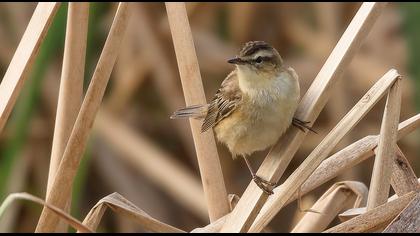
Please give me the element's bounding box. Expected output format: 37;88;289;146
0;2;419;233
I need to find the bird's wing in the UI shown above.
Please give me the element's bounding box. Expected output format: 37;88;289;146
201;70;242;132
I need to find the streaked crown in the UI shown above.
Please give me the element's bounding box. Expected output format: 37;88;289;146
228;41;283;69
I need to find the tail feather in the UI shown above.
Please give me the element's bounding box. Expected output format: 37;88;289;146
170;104;207;119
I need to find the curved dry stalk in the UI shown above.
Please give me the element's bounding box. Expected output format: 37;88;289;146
367;79;402;210
0;192;93;233
220;3;387;232
35;3;133;232
291;181;368;233
165;2;230;222
0;2;60;134
80;192;184;233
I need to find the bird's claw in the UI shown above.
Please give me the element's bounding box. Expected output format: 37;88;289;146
252;175;276;195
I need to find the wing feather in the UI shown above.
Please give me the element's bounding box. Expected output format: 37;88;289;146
201;70;242;132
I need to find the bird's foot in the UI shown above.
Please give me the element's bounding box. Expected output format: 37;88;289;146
252;175;276;195
292;118;318;134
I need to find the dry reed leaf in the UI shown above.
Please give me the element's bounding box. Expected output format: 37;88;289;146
291;181;368;233
192;112;420;232
35;3;132;232
46;3;89;232
325;191;416;233
367;79;402;210
250;69;400;232
80;192;184;233
0;2;60;133
220;3;387;232
383;193;420;233
390;146;420;196
165;2;230;222
94;109;208;219
0;192;92;233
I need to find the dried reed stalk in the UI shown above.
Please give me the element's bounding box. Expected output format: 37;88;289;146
80;192;184;233
46;3;89;232
324;191;416;233
165;2;229;222
291;181;368;233
390;146;420;196
367;79;402;210
94;109;208;219
0;2;60;134
249;69;399;232
35;3;132;232
383;193;420;233
191;112;420;232
0;192;92;233
220;3;387;232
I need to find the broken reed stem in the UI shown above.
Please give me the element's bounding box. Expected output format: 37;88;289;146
165;2;230;222
249;69;399;232
390;146;420;196
80;193;185;233
46;3;89;232
367;78;402;210
35;3;132;232
291;181;368;233
325;191;416;233
220;3;387;232
94;109;208;219
191;112;420;233
0;2;60;134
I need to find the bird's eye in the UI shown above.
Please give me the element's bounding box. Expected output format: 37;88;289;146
255;57;263;64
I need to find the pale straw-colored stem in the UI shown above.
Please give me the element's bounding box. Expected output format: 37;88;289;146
0;2;60;134
165;2;229;222
367;79;402;210
220;3;387;232
35;3;132;232
46;3;89;232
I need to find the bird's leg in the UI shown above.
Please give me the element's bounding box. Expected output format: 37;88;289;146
242;156;276;195
292;117;318;134
297;186;322;214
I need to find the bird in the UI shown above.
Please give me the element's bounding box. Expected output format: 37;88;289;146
170;41;314;195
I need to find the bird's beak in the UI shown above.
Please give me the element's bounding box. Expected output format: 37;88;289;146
227;57;246;65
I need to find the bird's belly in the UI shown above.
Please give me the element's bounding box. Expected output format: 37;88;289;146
214;100;296;158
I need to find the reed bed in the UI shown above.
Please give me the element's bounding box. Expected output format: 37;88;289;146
0;2;419;233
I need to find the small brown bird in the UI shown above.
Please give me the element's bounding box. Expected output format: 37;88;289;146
171;41;313;194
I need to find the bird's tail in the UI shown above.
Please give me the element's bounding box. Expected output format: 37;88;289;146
170;104;208;119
